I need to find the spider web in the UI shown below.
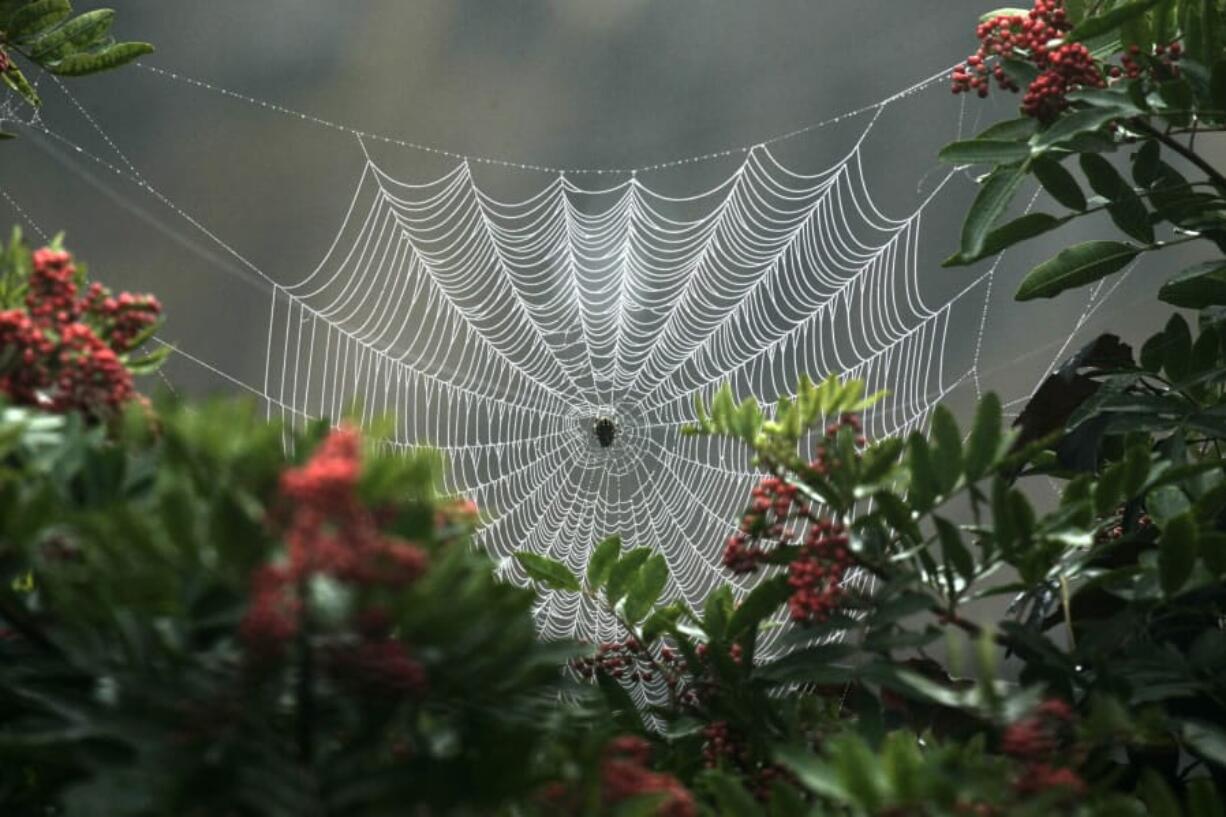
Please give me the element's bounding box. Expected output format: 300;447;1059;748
256;97;988;644
0;61;1129;650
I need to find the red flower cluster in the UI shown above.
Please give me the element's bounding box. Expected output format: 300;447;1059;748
0;247;160;418
600;736;697;817
1001;698;1085;796
787;518;851;623
0;48;10;74
953;0;1110;121
241;427;431;695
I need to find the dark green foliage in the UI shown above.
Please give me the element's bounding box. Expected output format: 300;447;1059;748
0;399;586;815
0;0;151;138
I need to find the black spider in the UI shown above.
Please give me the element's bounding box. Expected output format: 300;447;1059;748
593;416;617;448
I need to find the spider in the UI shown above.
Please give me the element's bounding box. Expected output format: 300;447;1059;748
593;416;617;448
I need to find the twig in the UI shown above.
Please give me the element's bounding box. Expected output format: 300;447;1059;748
1132;118;1226;192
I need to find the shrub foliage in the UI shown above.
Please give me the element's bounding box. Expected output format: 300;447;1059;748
3;0;1226;815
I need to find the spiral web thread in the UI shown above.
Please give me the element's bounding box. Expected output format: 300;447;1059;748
258;115;990;647
0;61;1118;658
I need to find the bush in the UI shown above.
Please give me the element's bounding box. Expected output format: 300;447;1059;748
3;1;1226;815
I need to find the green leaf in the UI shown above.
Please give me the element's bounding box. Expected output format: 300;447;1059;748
773;745;848;801
698;771;761;817
727;575;789;638
703;585;734;642
1159;513;1197;596
641;601;687;643
978;7;1031;22
1033;156;1088;211
961;163;1029;260
512;552;580;592
942;213;1068;267
1015;241;1139;301
1132;139;1162;188
1139;769;1183;817
1182;0;1223;66
935;516;975;584
28;9;116;60
930;405;963;494
1162;314;1194;382
976;116;1039;141
623;554;668;623
1079;153;1154;243
2;66;42;107
907;432;939;512
1187;778;1226;817
124;344;171;375
965;393;1004;481
859;437;904;485
1031;106;1128;152
1000;57;1040;89
605;547;652;605
755;642;857;683
1181;719;1226;768
49;42;155;76
939;139;1032;166
1066;86;1144;113
1212;60;1226;122
7;0;71;40
586;534;622;589
1158;262;1226;308
1065;0;1165;43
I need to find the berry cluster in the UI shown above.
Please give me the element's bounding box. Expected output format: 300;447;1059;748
1000;698;1085;796
722;474;797;574
787;518;852;623
572;639;705;706
1094;503;1153;545
601;737;697;817
0;48;10;74
701;721;794;801
0;246;160;418
952;0;1110;121
540;736;696;817
572;637;659;683
1112;41;1182;81
327;639;428;697
722;413;865;576
810;412;867;476
1022;42;1105;121
241;427;431;695
278;427;429;587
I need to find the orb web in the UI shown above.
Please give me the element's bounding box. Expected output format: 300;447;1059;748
0;61;1110;651
259;117;984;644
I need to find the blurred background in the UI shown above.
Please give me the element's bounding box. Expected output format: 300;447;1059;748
0;0;1201;425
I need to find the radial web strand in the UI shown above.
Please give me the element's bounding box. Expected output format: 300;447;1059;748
262;113;987;642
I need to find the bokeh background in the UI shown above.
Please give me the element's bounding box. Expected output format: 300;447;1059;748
0;0;1205;427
